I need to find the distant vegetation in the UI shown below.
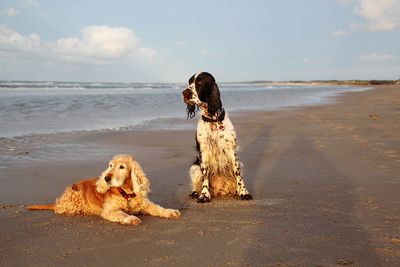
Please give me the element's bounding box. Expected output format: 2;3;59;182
366;80;400;85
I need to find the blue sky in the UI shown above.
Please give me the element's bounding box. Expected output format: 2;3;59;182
0;0;399;82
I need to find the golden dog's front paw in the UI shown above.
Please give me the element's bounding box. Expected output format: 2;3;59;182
165;209;181;219
122;215;141;226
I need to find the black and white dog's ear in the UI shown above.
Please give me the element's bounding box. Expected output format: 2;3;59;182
207;83;222;115
186;104;196;119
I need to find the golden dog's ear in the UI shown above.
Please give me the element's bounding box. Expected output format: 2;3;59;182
96;161;112;193
130;158;151;197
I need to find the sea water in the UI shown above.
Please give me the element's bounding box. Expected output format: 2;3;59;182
0;81;368;138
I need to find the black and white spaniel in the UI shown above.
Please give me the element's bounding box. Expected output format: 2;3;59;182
182;72;252;203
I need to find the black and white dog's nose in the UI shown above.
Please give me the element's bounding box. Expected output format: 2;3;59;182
182;88;193;103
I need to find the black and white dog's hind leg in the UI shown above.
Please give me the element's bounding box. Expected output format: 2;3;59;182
189;156;252;201
189;163;211;203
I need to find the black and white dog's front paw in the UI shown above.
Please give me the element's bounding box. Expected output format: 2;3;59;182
197;194;211;203
240;193;253;200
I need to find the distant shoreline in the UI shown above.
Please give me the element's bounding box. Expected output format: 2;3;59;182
257;79;400;86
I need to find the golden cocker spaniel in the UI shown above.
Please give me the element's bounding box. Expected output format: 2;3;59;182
27;154;181;225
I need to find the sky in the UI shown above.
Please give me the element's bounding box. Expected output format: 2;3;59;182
0;0;399;82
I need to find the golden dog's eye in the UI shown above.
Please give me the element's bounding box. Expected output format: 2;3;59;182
109;164;113;168
119;165;125;169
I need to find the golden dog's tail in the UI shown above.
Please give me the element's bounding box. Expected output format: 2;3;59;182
27;204;55;211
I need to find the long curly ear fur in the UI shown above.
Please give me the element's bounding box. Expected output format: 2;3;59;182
186;104;197;119
130;159;151;197
207;83;222;116
96;165;112;193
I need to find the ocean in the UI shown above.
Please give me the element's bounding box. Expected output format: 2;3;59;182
0;81;368;138
0;81;369;168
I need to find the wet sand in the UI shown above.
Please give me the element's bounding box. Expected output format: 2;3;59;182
1;85;399;266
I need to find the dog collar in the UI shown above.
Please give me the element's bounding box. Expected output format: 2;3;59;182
201;108;225;123
118;188;136;199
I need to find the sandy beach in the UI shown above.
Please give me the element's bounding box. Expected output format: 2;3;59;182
1;85;399;266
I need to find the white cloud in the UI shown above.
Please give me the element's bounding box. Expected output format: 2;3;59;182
1;7;19;17
0;25;170;81
0;25;41;52
356;0;400;31
0;25;157;64
360;53;395;61
356;0;393;19
339;0;400;31
53;26;156;61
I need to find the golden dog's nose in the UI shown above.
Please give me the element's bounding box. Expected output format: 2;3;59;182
105;176;112;183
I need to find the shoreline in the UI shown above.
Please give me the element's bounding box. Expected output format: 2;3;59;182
0;83;370;139
1;85;399;266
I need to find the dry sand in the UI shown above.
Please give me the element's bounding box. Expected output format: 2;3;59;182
0;85;399;266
